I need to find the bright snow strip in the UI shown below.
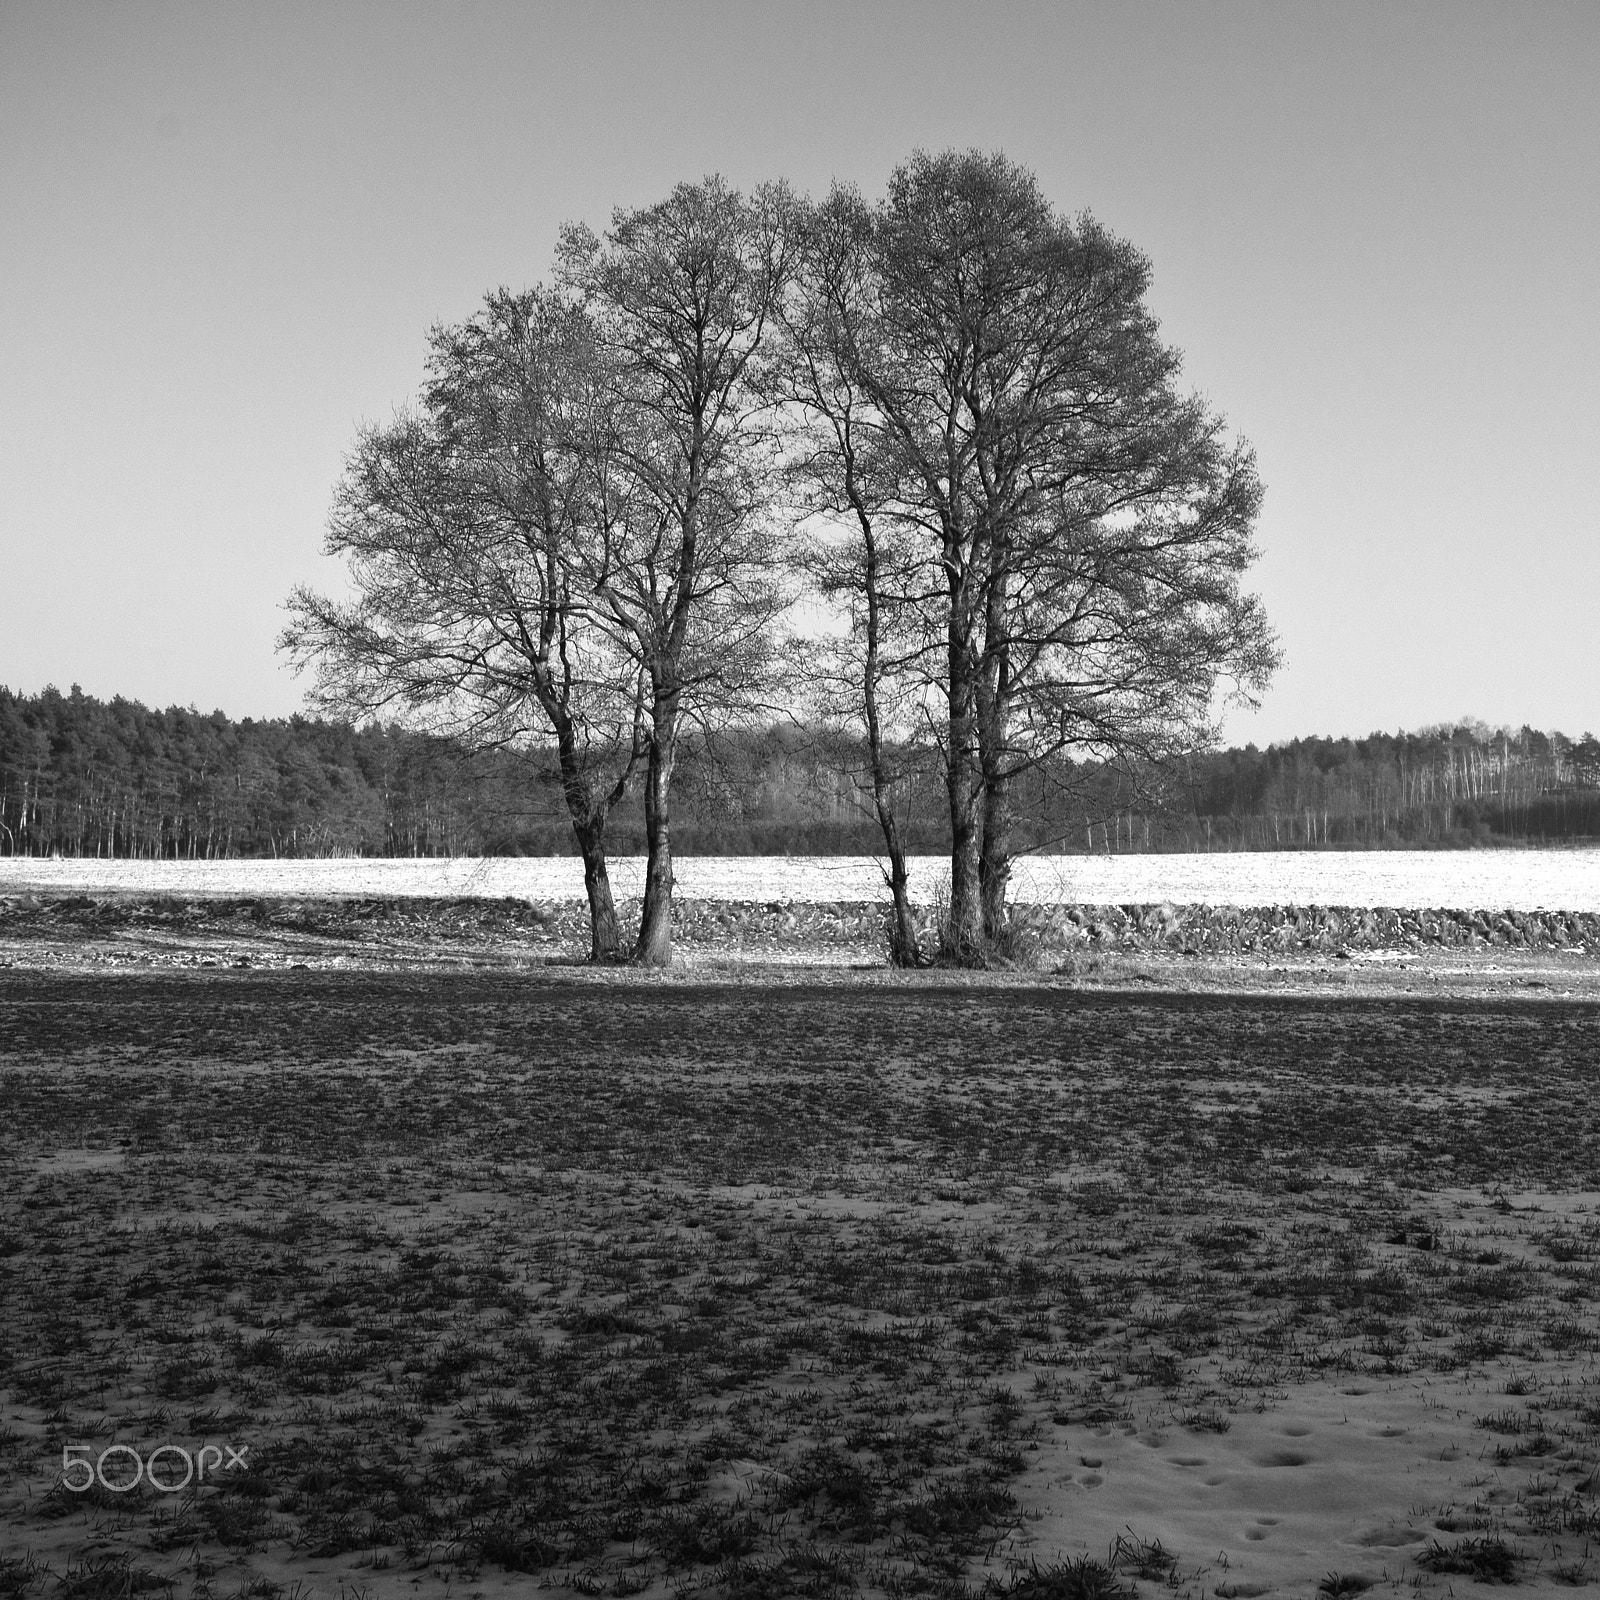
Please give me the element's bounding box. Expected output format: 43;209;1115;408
3;851;1600;911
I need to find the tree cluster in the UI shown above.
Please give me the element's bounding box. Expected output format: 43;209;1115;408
282;150;1279;965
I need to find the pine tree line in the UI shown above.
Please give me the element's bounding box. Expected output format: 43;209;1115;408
1179;725;1600;850
0;686;522;859
3;685;1598;859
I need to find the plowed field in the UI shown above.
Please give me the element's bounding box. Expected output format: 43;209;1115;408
4;973;1600;1597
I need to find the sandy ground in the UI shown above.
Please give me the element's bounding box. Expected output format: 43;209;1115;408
1020;1369;1572;1596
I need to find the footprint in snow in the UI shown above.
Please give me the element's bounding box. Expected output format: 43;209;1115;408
1350;1526;1423;1548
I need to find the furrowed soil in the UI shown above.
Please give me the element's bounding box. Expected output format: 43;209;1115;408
4;893;1599;1000
5;962;1600;1596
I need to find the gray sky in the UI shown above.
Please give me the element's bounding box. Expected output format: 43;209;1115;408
2;1;1596;746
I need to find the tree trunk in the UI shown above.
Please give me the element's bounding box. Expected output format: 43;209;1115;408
947;784;983;958
549;693;636;964
574;816;624;962
880;835;919;967
855;495;923;968
978;767;1011;942
635;697;678;966
866;716;919;965
976;551;1012;944
944;641;984;961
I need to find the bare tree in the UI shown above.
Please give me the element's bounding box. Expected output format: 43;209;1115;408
557;177;795;965
973;422;1276;935
784;151;1278;959
280;289;645;961
778;200;934;964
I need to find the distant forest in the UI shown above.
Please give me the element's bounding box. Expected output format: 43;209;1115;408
3;683;1599;859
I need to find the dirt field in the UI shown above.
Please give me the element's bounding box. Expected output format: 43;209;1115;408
5;942;1600;1596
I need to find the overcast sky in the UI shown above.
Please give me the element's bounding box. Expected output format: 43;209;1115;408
2;1;1596;745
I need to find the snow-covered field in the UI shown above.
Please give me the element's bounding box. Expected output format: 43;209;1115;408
4;850;1600;911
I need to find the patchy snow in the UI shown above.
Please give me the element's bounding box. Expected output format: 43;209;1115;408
3;849;1600;911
